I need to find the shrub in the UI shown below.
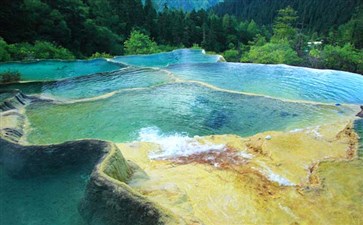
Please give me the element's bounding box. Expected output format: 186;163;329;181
223;49;240;62
321;44;362;73
0;38;11;61
124;30;160;55
191;43;202;49
89;52;113;59
32;41;75;59
241;41;302;65
1;39;75;61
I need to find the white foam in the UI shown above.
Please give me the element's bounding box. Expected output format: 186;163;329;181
239;151;254;159
254;163;295;186
264;169;294;186
289;128;304;133
289;126;322;138
306;126;322;138
138;127;225;159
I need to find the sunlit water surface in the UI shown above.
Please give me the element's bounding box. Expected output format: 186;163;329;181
1;49;362;225
167;63;363;104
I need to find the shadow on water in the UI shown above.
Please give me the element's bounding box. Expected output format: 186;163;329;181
354;119;363;158
205;109;230;130
0;164;92;225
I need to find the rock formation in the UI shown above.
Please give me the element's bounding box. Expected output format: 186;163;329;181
356;105;363;118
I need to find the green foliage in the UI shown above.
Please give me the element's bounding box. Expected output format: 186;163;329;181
321;44;363;73
89;52;113;59
213;0;360;34
247;20;260;39
223;49;240;62
309;48;321;58
32;41;75;60
0;71;21;84
0;38;11;61
331;6;363;49
191;44;202;49
124;30;160;55
158;45;180;52
0;38;75;61
82;19;123;55
241;42;301;65
151;0;220;11
272;6;298;43
248;34;267;46
10;41;75;61
0;0;361;74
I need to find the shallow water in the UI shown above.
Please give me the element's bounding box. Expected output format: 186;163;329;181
38;67;174;100
0;59;123;81
25;82;355;145
167;63;363;104
1;49;363;225
0;81;47;95
111;49;221;67
0;164;92;225
355;119;363;158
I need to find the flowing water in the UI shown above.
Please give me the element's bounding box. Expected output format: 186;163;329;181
111;49;222;67
167;63;363;104
0;59;123;81
25;82;355;145
0;49;362;224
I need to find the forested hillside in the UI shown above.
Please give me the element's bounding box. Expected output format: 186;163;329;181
150;0;221;11
0;0;362;73
213;0;360;34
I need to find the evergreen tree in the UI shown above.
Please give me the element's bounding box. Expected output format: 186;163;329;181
272;6;298;43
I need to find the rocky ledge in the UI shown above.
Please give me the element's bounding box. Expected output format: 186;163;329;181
0;90;362;225
0;136;184;225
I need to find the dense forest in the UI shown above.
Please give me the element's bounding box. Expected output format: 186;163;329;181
213;0;361;34
0;0;362;73
148;0;220;11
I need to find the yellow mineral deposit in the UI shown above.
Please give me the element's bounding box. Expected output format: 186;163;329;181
115;119;362;224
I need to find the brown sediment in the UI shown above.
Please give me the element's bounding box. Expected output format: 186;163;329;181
115;120;363;224
168;147;248;169
167;146;284;197
245;136;268;156
307;162;321;188
336;122;359;159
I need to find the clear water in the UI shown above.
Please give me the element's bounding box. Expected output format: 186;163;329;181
0;59;123;81
112;49;221;67
0;164;91;225
0;81;48;95
355;119;363;158
39;67;174;100
0;68;173;99
26;82;355;145
1;49;363;225
167;63;363;104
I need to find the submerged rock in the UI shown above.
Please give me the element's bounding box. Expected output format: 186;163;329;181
79;144;185;225
0;138;109;178
356;105;363;118
0;134;185;225
204;109;229;129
